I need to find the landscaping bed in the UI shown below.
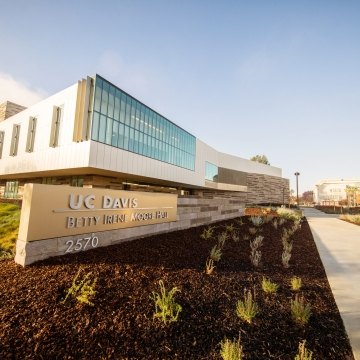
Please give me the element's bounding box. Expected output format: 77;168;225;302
0;215;354;359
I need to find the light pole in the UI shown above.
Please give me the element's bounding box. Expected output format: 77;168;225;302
294;172;300;205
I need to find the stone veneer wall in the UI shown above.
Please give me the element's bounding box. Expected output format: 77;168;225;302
15;192;246;266
247;173;290;204
0;101;26;122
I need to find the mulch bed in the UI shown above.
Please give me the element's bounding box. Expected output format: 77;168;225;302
0;216;354;359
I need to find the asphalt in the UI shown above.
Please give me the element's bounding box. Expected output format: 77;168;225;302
302;207;360;360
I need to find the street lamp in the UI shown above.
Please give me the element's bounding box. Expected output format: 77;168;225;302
294;172;300;205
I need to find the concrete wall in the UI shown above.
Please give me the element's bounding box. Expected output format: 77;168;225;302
15;193;245;266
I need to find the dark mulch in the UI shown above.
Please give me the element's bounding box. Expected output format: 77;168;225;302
0;217;354;359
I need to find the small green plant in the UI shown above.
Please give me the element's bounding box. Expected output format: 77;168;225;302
210;244;222;262
248;227;257;235
150;280;182;324
282;250;291;268
224;223;235;233
291;294;311;326
205;258;216;275
236;289;259;324
278;218;286;226
243;234;250;241
250;249;261;267
272;218;279;229
236;218;244;226
261;277;279;293
61;268;97;306
250;216;263;227
250;235;264;250
294;340;314;360
220;337;243;360
250;235;263;267
218;232;228;248
290;276;302;291
231;231;240;242
200;226;215;240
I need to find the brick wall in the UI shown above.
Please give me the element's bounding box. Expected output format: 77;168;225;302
247;173;289;205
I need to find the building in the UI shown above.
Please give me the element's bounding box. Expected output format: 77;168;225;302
314;179;360;206
0;74;289;205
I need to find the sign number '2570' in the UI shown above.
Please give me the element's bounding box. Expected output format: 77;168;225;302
65;236;99;253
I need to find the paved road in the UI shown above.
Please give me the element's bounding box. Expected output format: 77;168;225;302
303;207;360;360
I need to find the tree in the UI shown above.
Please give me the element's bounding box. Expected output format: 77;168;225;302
345;186;359;207
250;155;270;165
301;191;314;205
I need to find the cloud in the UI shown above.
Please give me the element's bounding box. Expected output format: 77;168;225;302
0;73;47;107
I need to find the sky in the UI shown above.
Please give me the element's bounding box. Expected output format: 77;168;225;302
1;0;359;194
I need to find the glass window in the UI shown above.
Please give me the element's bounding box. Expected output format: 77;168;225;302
101;83;109;115
91;75;196;170
92;112;100;141
108;86;115;118
114;90;121;120
118;123;124;148
112;120;119;146
105;117;113;144
205;162;218;182
98;114;106;143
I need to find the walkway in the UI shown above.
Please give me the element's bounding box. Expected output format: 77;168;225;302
303;207;360;360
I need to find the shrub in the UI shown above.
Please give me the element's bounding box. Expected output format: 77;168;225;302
294;340;314;360
291;295;311;326
277;207;302;221
340;214;360;225
200;226;215;240
231;231;240;242
150;280;182;324
210;245;222;262
220;337;243;360
205;258;216;275
261;277;279;293
290;276;302;291
61;268;97;306
236;289;258;324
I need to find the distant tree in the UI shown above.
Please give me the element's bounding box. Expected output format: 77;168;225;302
345;186;359;207
301;191;314;205
250;155;270;165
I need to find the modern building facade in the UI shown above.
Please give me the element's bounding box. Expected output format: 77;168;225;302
314;179;360;206
0;74;289;205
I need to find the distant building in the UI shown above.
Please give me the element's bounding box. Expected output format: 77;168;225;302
314;179;360;205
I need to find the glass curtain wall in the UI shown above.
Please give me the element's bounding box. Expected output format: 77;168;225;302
205;162;218;182
91;75;196;171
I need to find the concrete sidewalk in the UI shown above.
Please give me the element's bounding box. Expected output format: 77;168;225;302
303;207;360;360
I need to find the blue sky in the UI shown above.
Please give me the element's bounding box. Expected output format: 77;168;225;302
1;0;359;194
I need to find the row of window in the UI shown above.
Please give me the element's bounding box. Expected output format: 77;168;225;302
0;106;62;159
92;76;196;170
